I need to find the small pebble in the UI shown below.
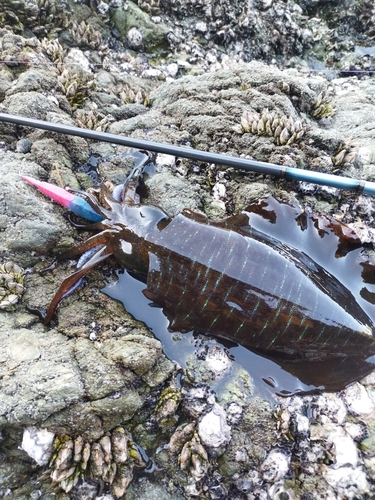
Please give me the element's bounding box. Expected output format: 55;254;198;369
344;383;375;417
198;403;231;449
127;27;143;50
16;138;32;154
261;449;290;482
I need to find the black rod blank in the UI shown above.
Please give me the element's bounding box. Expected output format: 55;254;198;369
1;112;374;195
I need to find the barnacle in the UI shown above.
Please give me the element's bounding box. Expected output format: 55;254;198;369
178;431;208;481
120;84;151;107
0;28;43;67
48;427;145;496
168;422;196;455
332;141;359;169
0;261;25;310
30;0;70;35
69;20;107;51
0;8;23;32
153;386;182;428
0;0;69;35
75;104;113;132
111;83;151;107
311;90;336;119
234;108;305;146
57;68;95;110
40;38;66;66
137;0;162;16
168;424;209;482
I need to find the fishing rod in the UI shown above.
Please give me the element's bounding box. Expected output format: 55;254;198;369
1;112;374;195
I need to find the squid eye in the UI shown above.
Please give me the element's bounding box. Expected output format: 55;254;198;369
120;241;132;254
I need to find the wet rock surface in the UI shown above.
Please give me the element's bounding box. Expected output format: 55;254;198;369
1;0;375;498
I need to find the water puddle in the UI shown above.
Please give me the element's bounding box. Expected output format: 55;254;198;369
103;270;370;400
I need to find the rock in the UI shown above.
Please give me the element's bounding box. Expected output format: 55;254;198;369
125;477;186;500
0;152;72;264
5;68;59;95
3;91;61;120
1;1;375;497
198;403;231;454
63;48;91;73
261;449;290;482
110;0;169;52
15;138;31;153
0;325;85;425
144;168;202;216
74;338;125;399
217;398;275;477
21;427;55;466
100;334;163;376
30;138;73;172
344;383;375;417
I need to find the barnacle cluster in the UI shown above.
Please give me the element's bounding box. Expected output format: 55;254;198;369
33;0;70;31
332;141;359;168
0;28;42;67
57;68;95;110
153;386;182;429
234;109;305;146
75;104;113;132
137;0;162;16
69;20;106;51
0;0;70;36
0;7;23;32
0;261;25;310
110;83;151;107
40;37;66;66
48;427;145;497
179;431;208;481
311;90;336;119
169;424;208;482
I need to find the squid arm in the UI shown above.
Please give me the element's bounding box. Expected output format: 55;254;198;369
44;245;113;324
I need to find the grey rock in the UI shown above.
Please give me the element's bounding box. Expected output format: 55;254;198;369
100;333;163;376
1;3;375;497
5;68;59;96
198;403;231;454
145;168;202;216
0;152;69;265
30;138;73;171
0;325;85;425
74;337;126;399
0;66;15;101
110;0;169;52
217;398;275;478
3;91;61;120
125;478;186;500
15;138;32;153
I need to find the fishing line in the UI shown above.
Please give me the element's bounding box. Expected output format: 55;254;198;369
1;59;375;75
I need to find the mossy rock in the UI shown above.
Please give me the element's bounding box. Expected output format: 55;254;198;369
110;0;169;53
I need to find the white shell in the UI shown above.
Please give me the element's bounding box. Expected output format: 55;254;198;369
21;427;55;466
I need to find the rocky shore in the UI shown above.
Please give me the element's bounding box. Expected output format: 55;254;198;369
1;1;375;499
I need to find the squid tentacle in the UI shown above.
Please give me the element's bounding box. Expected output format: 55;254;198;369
44;244;113;324
56;230;115;261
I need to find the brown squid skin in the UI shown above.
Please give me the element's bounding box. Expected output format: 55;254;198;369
44;184;375;361
142;208;375;360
